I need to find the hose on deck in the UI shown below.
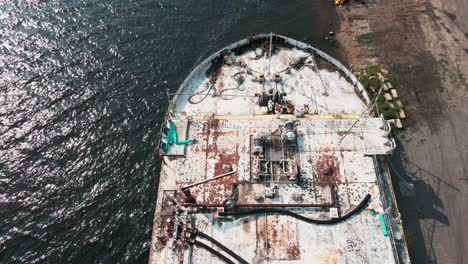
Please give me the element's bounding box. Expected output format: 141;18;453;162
191;240;236;264
188;72;246;104
195;231;249;264
219;194;371;225
188;83;216;104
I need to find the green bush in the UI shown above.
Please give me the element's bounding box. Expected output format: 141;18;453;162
357;65;401;120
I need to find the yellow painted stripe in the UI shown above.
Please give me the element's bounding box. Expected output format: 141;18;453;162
187;113;360;121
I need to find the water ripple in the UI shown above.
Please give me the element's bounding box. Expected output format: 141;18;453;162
0;0;339;263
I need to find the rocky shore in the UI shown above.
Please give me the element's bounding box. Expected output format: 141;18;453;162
336;0;468;262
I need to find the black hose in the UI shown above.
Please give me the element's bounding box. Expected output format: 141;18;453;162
218;84;245;100
191;240;236;264
195;231;249;264
219;194;371;225
231;61;259;74
189;72;247;103
188;83;215;104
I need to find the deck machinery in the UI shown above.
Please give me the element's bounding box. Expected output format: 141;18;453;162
149;34;409;264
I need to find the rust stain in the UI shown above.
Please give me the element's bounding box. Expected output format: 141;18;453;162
314;153;342;187
208;137;239;203
256;215;300;260
213;151;239;176
201;119;222;147
186;120;242;204
200;119;222;178
287;244;301;259
218;81;224;89
216;68;226;91
320;248;342;264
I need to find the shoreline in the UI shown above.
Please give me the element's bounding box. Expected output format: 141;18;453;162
335;0;468;263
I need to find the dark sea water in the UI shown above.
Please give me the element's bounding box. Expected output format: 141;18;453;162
0;1;340;263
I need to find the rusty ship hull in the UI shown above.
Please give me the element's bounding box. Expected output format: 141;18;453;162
149;34;410;264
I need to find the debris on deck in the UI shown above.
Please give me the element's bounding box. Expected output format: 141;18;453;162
149;34;409;264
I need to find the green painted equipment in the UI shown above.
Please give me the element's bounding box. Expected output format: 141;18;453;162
164;120;194;151
379;213;388;236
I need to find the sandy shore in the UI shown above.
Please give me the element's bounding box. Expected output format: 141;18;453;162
336;0;468;262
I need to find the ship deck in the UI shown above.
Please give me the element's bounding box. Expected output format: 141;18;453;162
149;34;408;264
155;117;395;263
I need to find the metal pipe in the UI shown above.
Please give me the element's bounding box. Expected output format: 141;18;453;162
187;202;334;208
338;85;383;145
189;240;235;264
183;184;335;208
219;194;371;225
194;231;249;264
181;170;237;191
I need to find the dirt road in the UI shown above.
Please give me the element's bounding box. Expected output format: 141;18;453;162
338;0;468;262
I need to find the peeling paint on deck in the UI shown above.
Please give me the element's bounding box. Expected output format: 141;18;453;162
149;34;404;264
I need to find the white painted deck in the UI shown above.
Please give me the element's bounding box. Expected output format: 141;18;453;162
149;35;404;264
174;48;367;117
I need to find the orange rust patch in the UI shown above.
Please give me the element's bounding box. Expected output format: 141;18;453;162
320;248;342;264
215;67;225;91
187;120;242;204
287;244;301;259
256;215;300;260
314;153;342;187
213;151;239;176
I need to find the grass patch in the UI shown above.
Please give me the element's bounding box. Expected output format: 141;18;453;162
355;65;402;121
377;98;399;120
356;33;375;47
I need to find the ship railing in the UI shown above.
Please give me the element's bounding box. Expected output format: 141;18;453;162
170;33;371;114
156;91;177;155
373;155;404;264
274;33;370;105
158;33;372;152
